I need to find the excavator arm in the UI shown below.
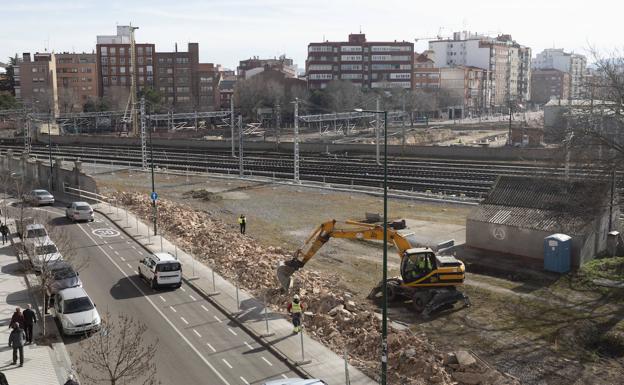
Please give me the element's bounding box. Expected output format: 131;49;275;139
276;219;413;290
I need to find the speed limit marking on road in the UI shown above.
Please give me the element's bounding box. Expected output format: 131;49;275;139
92;228;121;238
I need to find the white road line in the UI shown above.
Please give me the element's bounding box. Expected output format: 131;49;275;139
138;251;144;255
207;343;216;352
74;223;231;385
201;305;210;312
170;306;177;313
221;359;233;369
131;245;137;249
180;317;189;325
261;356;273;367
126;263;132;269
134;270;139;275
193;329;202;338
240;377;249;385
127;241;131;244
180;287;186;292
120;257;126;262
114;251;119;255
213;315;222;323
227;328;237;336
281;374;288;379
159;296;166;302
108;245;114;250
244;342;253;350
189;295;196;301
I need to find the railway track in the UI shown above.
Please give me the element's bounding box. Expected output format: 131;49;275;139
0;143;614;198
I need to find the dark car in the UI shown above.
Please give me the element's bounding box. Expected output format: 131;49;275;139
47;261;82;295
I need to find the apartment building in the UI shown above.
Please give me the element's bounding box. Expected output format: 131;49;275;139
96;26;155;103
413;51;440;89
532;48;586;99
530;69;570;104
55;53;98;112
429;31;532;110
238;55;297;79
306;33;414;90
439;66;488;118
13;52;59;116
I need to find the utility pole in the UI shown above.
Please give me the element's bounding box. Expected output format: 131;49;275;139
140;97;147;169
507;100;513;146
238;115;243;177
275;102;281;148
149;111;157;236
293;98;300;184
48;110;53;191
375;97;381;165
129;25;139;137
230;97;235;157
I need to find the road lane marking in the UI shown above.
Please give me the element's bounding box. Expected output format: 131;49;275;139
281;374;288;379
240;377;249;385
120;257;126;262
227;328;237;336
114;251;119;255
180;287;186;292
159;296;166;302
193;329;202;338
207;343;216;352
201;305;210;312
261;356;273;366
131;245;137;249
244;342;253;350
170;306;177;313
138;251;144;255
221;359;232;369
108;245;114;250
189;295;196;301
213;315;221;323
74;223;231;385
126;263;132;269
180;317;189;325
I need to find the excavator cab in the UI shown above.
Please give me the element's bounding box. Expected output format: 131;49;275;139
402;250;436;283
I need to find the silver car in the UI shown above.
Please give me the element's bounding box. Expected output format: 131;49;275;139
26;189;55;206
263;380;327;385
47;261;82;295
65;202;94;222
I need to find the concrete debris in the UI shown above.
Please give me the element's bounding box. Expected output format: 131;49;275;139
111;192;520;385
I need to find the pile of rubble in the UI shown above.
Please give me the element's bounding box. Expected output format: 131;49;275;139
112;192;519;385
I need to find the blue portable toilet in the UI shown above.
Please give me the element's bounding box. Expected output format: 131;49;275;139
544;234;572;273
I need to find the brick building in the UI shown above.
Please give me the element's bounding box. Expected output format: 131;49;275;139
96;26;155;105
306;33;413;90
532;49;586;99
439;66;488;118
55;53;98;112
13;52;59;116
413;51;440;89
530;69;570;105
237;55;296;79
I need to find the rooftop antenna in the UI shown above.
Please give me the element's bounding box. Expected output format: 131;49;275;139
359;25;362;33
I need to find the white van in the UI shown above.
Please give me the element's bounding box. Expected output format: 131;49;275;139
138;252;182;289
23;223;50;251
52;287;101;336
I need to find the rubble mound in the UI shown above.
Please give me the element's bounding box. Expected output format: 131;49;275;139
112;192;519;385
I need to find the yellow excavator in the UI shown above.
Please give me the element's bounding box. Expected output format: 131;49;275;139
277;220;470;316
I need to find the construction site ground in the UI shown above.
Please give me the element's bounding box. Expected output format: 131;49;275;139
95;170;624;385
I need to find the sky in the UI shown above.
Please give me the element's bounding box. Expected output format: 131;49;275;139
0;0;621;70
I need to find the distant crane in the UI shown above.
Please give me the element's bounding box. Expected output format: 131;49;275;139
414;27;449;43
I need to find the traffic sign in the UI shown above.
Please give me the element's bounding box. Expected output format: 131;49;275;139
151;192;158;201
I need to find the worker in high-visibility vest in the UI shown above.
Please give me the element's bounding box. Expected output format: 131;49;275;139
287;294;303;333
238;214;246;235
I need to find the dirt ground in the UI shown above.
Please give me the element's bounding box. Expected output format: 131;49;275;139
96;170;624;385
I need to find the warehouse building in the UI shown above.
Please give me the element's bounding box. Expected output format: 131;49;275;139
466;175;618;267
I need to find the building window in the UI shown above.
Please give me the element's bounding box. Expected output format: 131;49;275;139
146;47;153;55
341;55;362;62
110;47;116;55
137;47;144;55
101;47;108;56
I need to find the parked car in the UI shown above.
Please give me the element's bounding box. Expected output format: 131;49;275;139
47;261;82;295
52;287;101;336
65;202;94;222
263;380;327;385
30;240;63;272
138;252;182;289
24;189;55;206
15;216;35;238
22;223;51;251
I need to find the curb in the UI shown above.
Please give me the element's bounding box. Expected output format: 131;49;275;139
95;207;313;379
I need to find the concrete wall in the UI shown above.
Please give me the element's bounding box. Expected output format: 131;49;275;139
0;150;97;195
45;135;559;161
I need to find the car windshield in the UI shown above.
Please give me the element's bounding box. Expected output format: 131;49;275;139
27;228;47;238
35;191;49;196
35;244;58;255
75;205;91;211
63;297;93;314
156;262;181;272
53;267;76;280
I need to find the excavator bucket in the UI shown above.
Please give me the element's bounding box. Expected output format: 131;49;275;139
276;261;296;291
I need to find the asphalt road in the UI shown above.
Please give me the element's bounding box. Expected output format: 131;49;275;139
34;204;298;385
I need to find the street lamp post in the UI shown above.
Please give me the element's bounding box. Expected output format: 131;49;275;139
48;109;53;191
355;107;388;385
149;109;157;236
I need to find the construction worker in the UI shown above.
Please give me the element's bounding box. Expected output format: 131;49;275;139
416;255;432;275
238;214;246;235
287;294;303;333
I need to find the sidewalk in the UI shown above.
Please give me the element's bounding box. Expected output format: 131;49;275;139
0;231;71;385
94;202;378;385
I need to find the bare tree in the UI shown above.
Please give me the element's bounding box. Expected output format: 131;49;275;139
77;313;159;385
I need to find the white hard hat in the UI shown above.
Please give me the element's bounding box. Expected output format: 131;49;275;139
293;294;300;301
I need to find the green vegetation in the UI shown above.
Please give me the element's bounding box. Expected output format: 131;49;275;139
0;92;19;110
580;257;624;282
